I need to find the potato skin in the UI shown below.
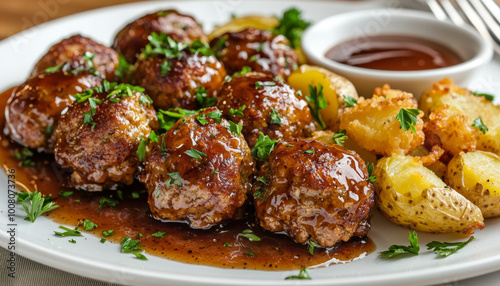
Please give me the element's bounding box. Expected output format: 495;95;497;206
210;28;297;79
5;71;103;152
374;155;484;234
141;108;255;229
31;35;119;82
340;86;424;156
112;10;207;63
419;78;500;155
215;72;314;148
54;88;158;191
129;52;226;110
446;151;500;218
253;138;375;247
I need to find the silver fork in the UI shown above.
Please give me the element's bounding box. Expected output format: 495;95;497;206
425;0;500;54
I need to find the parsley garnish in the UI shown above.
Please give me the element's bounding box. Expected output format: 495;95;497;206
160;60;172;76
304;149;314;154
133;253;148;260
69;239;76;244
245;251;255;256
121;237;143;253
184;148;207;159
250;55;258;62
157;108;198;131
270;108;282;126
255;81;276;89
143;32;188;59
100;238;106;243
343;95;358;107
44;124;54;135
14;148;35;168
472;116;488;134
306;84;327;129
115;54;132;81
426;236;475;257
379;231;420;258
255;176;269;185
308;241;319;255
59;190;74;199
223;242;232;247
54;226;83;237
273;8;311;49
472;91;494;101
333;129;347;146
396;108;421;134
44;65;62;73
251;133;279;161
151;231;166;238
166;172;183;187
82;51;97;75
137;131;160;161
102;230;114;237
233;66;252;77
228;121;243;136
230;105;246;116
195;87;215;107
18;190;58;223
285;267;312;280
83;219;98;230
98;197;119;211
239;229;261;241
197;110;222;125
367;163;376;183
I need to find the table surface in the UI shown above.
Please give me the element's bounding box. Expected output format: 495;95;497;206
1;0;500;285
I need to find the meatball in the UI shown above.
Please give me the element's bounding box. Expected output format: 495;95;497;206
253;139;375;247
129;41;226;110
113;10;207;63
54;83;158;191
210;28;298;79
31;35;119;82
141;108;255;229
4;71;103;152
215;72;314;148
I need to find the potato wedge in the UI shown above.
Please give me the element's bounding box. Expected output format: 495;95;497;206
419;78;500;155
446;151;500;218
288;65;358;130
374;154;484;234
410;146;447;179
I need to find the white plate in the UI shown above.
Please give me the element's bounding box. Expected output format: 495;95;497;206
1;1;500;286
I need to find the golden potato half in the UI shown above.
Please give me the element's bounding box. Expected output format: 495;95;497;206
419;78;500;155
446;151;500;218
374;154;484;234
288;65;358;130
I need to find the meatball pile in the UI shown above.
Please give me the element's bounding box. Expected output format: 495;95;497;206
253;138;375;247
141;108;255;228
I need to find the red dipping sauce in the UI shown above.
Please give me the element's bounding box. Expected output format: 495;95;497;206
325;35;462;71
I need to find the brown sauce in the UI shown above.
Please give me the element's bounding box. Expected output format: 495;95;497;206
325;35;462;71
0;87;374;270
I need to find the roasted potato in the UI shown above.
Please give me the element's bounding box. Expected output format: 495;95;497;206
288;65;358;130
374;154;484;234
446;151;500;218
419;78;500;155
410;145;447;179
339;85;424;156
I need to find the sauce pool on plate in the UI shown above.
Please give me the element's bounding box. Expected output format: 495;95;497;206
325;35;462;71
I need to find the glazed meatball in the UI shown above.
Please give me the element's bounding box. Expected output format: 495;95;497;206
253;139;375;247
216;72;314;148
141;108;255;229
129;40;226;110
5;71;102;152
210;28;298;79
54;84;158;191
31;35;119;82
113;10;207;63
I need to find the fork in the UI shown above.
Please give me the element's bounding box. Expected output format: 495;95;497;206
425;0;500;54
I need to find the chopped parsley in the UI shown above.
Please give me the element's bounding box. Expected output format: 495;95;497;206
285;267;312;280
157;108;198;131
228;121;243;136
333;129;348;146
223;242;232;247
255;81;276;89
426;236;475;257
308;241;319;255
343;95;358;107
245;251;255;256
44;124;54;135
137;131;160;161
270;108;282;126
115;54;132;81
273;8;311;49
98;197;119;211
197;110;222;125
379;231;420;258
121;237;143;253
239;229;261;241
472;116;488;134
255;176;269;185
367;163;376;183
82;51;97;75
306;84;327;129
396;108;421;134
69;239;76;244
249;55;258;62
151;231;166;238
166;172;183;188
102;230;114;237
304;149;314;154
14;148;35;168
184;148;207;159
230;105;246;116
44;65;62;73
160;60;172;76
82;219;98;230
143;32;188;59
133;253;148;261
472;91;494;101
17;190;58;223
251;133;279;161
195;87;215;108
59;190;74;199
54;226;83;237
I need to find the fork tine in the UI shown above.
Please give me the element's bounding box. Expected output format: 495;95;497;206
470;0;500;41
482;0;500;24
456;0;500;53
441;0;466;25
426;0;448;21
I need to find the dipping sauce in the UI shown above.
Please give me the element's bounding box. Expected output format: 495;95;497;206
325;35;462;71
